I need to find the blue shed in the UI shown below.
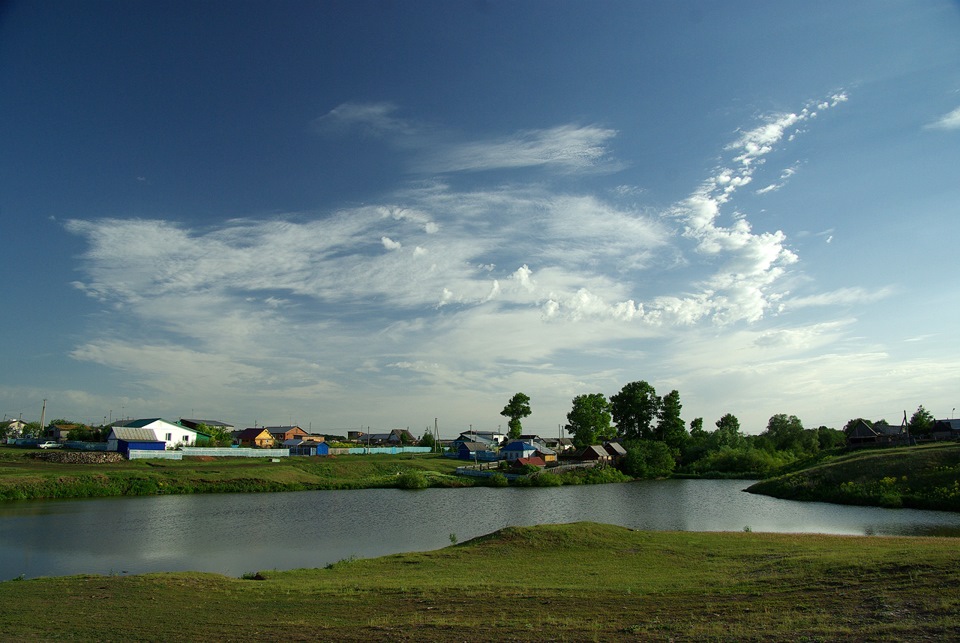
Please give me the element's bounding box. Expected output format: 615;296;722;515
107;427;165;457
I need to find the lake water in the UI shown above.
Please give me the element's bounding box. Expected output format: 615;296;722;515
3;479;960;580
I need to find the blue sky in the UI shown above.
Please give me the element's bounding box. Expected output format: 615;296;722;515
2;1;959;437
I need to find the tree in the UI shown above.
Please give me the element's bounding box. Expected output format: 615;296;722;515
816;425;846;449
418;430;436;449
655;389;688;453
763;414;807;452
712;413;744;450
610;380;660;440
689;417;705;438
566;393;614;448
500;393;532;440
21;422;41;439
908;405;935;437
196;422;233;447
622;440;675;478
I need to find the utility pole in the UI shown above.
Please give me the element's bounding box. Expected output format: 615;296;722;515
39;399;46;440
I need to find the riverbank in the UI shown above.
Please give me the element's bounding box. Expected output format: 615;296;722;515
0;447;629;501
1;521;957;640
747;442;960;511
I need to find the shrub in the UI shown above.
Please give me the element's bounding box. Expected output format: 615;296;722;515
622;440;675;478
488;472;509;487
532;472;562;487
396;470;429;490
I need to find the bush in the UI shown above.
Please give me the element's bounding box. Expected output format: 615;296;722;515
532;472;562;487
396;470;429;490
622;440;675;478
487;472;509;487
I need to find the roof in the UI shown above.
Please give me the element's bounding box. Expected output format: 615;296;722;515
873;422;903;436
458;441;490;451
455;433;498;447
121;418;189;430
110;427;162;442
515;456;546;467
604;442;628;456
502;441;537;451
180;419;234;428
934;419;960;431
237;427;273;439
579;445;611;459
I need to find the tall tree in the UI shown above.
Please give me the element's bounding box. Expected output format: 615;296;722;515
566;393;614;448
655;389;688;452
712;413;744;450
689;417;705;438
908;405;935;436
763;414;806;452
500;392;532;440
418;430;436;449
622;440;675;478
610;380;660;440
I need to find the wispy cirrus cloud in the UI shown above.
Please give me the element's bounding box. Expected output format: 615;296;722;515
782;286;895;310
312;101;416;137
64;92;862;430
924;105;960;131
417;124;619;173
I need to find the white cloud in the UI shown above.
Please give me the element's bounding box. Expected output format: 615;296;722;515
312;101;414;137
783;286;894;310
419;124;619;173
62;92;879;432
924;106;960;131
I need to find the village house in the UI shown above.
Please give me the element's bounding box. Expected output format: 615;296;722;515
845;419;905;448
2;419;27;438
265;426;308;443
604;441;628;463
234;427;275;448
501;441;539;462
578;445;612;463
179;418;235;433
513;455;546;470
544;437;575;452
361;428;417;446
106;427;165;457
457;440;493;461
931;419;960;441
116;418;198;449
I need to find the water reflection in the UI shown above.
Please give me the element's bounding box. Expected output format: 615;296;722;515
1;480;959;579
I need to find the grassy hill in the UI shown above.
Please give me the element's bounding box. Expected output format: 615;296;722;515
1;522;957;641
747;442;960;511
0;448;468;500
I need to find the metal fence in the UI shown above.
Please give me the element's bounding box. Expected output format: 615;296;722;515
181;447;290;458
336;446;433;455
128;450;183;460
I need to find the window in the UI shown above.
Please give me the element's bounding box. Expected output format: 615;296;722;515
165;433;172;441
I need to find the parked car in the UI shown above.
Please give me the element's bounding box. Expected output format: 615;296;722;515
38;441;61;449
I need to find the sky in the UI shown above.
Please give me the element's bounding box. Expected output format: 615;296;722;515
2;1;959;438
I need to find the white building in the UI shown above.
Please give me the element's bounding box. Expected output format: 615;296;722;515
114;418;198;449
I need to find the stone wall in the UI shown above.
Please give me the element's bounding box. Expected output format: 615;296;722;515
32;451;125;464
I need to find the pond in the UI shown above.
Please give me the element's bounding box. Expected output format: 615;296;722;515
2;479;959;579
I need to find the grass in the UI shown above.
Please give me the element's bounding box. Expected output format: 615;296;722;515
0;522;957;640
0;447;470;500
747;442;960;511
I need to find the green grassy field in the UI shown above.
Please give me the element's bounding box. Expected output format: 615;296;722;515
0;447;469;500
747;442;960;511
1;522;957;641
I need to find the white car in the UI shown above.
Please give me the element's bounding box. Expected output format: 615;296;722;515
38;441;61;449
